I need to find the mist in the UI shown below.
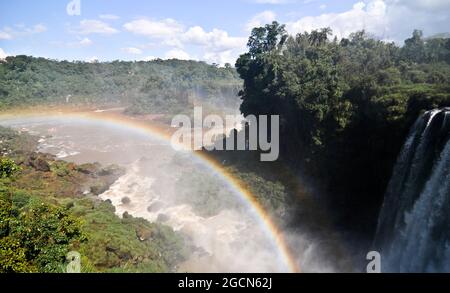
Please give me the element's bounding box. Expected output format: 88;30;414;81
0;111;355;273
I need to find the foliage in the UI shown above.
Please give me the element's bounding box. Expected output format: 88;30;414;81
0;191;85;273
235;23;450;232
68;199;187;272
0;58;242;114
0;158;21;179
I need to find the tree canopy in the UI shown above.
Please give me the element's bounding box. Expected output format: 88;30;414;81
0;58;242;114
236;22;450;232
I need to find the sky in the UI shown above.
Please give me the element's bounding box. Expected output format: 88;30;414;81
1;0;450;65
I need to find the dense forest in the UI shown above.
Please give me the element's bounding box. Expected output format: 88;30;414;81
235;22;450;235
0;57;242;114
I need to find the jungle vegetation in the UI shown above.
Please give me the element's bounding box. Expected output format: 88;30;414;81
0;58;241;114
235;22;450;234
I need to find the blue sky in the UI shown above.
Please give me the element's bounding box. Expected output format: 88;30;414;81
1;0;449;64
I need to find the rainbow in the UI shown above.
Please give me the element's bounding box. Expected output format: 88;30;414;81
0;109;300;273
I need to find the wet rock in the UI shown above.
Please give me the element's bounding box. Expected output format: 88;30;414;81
123;212;132;219
28;155;50;172
121;197;131;205
98;165;123;176
157;214;170;223
77;163;100;175
147;201;164;213
136;227;152;241
90;183;109;195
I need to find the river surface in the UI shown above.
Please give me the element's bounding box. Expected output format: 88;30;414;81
0;113;291;273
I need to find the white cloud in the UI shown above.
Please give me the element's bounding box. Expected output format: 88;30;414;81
165;48;190;60
122;18;246;65
51;37;93;48
203;50;236;65
142;56;157;61
0;48;8;59
79;37;93;47
384;0;450;41
86;56;99;63
183;26;247;52
392;0;450;11
0;23;47;40
286;0;450;42
99;14;120;20
245;11;277;32
28;24;47;33
287;1;388;39
0;31;12;40
319;4;327;10
124;18;183;38
76;19;119;35
122;47;143;55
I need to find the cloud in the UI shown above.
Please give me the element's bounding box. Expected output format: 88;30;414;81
122;18;246;65
0;31;12;40
0;23;47;40
183;26;246;52
182;26;246;65
245;11;277;32
319;4;327;10
392;0;450;11
86;56;99;63
123;18;183;38
29;24;47;33
384;0;450;41
79;37;93;47
99;14;120;20
76;19;119;35
286;0;450;42
122;47;143;55
287;1;388;39
142;56;157;61
165;48;190;60
203;50;236;65
0;48;8;59
51;37;93;48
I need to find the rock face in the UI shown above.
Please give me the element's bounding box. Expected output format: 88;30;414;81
147;201;164;212
77;163;100;175
28;153;51;172
157;214;170;223
136;226;153;241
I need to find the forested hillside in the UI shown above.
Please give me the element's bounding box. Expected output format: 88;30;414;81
235;22;450;234
0;57;242;114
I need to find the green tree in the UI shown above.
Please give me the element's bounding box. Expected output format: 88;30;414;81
0;194;85;273
0;158;21;178
235;23;450;233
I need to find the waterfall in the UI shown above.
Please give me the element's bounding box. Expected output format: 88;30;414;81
374;108;450;273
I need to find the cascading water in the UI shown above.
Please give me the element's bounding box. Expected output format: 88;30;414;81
374;108;450;273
